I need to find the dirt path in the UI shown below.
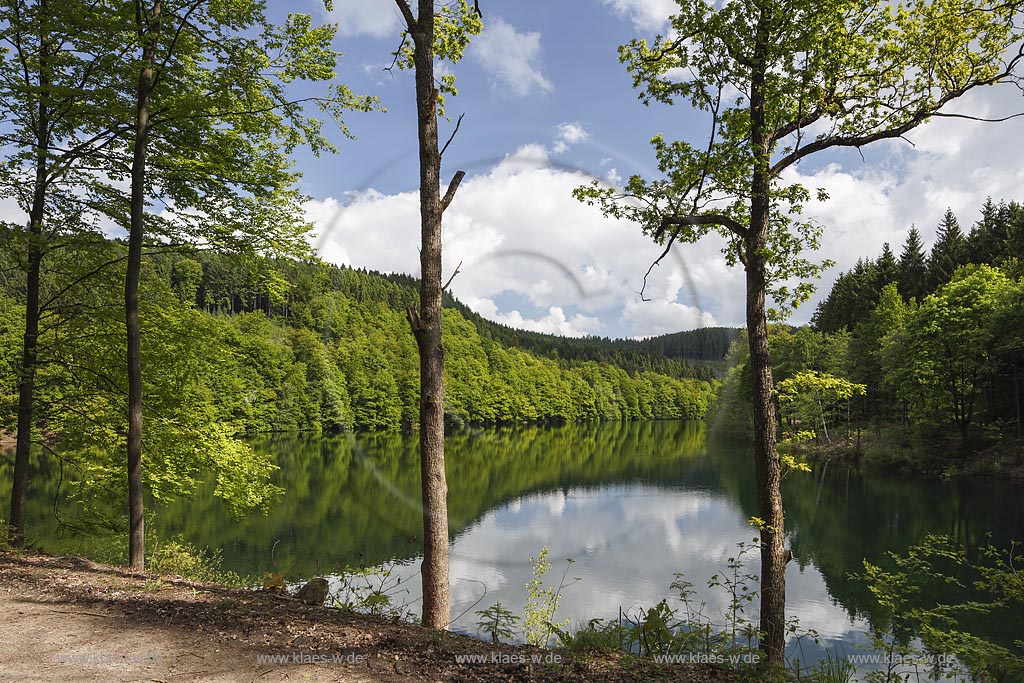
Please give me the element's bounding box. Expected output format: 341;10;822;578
0;552;729;683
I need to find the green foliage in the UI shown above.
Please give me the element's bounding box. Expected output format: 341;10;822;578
776;371;865;445
553;618;630;654
0;294;21;431
329;561;414;620
523;545;574;647
901;266;1015;440
148;536;243;585
475;601;519;644
857;535;1024;682
393;0;483;114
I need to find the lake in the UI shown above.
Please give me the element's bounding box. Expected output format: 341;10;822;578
8;420;1024;672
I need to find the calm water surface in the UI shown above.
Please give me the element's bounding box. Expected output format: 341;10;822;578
10;421;1024;668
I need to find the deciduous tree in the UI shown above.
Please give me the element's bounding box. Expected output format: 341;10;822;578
577;0;1023;664
392;0;481;629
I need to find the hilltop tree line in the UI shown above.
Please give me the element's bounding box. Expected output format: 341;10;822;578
166;249;733;382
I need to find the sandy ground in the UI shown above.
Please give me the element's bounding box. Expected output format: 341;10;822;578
0;551;730;683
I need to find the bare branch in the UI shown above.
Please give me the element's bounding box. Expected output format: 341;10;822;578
639;233;677;301
439;113;465;159
931;110;1024;123
442;260;462;291
385;33;409;74
440;170;466;212
393;0;416;31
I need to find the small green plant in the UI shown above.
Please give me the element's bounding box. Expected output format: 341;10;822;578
148;537;243;585
475;601;519;643
329;560;414;620
811;648;856;683
523;545;576;647
857;535;1024;683
553;617;630;654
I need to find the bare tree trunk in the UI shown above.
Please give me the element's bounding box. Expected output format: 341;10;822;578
748;3;787;666
126;0;161;570
9;0;51;547
397;0;455;629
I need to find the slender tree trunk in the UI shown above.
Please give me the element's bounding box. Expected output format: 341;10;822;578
9;0;51;547
402;0;451;629
9;173;46;547
745;244;788;666
748;3;787;667
1014;363;1021;439
126;0;161;570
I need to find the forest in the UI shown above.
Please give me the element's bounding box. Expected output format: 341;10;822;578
713;198;1024;477
0;236;718;437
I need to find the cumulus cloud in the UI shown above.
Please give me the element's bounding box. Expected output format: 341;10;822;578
781;84;1024;322
328;1;403;37
552;122;590;154
598;0;677;32
306;78;1024;338
309;144;726;338
471;17;553;97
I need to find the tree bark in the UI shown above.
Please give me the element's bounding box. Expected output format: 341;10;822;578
401;0;451;629
745;249;788;666
126;0;161;570
748;2;788;667
9;160;46;548
9;0;51;547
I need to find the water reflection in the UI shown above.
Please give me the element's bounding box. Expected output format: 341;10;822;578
6;420;1024;673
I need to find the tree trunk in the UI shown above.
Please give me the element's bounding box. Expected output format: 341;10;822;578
9;0;51;547
745;245;788;666
126;0;161;570
9;169;46;548
748;3;787;666
1014;363;1021;439
405;0;451;629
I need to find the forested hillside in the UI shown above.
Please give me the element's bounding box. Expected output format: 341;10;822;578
712;198;1024;475
164;247;735;380
0;232;719;437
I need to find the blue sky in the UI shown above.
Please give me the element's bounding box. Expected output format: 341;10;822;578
298;1;1024;340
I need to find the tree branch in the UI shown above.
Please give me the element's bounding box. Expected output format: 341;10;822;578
440;170;466;212
439;112;464;159
393;0;416;31
771;62;1022;175
639;233;677;302
654;213;749;240
442;261;462;291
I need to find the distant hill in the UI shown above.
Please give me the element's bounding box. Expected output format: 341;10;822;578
342;268;740;380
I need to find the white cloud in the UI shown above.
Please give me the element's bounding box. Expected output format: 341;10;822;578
781;84;1024;323
552;122;590;154
309;143;727;338
466;298;603;337
329;1;402;37
598;0;677;32
471;17;553;97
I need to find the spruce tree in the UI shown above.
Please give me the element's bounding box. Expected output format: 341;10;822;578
927;208;967;290
898;226;929;302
